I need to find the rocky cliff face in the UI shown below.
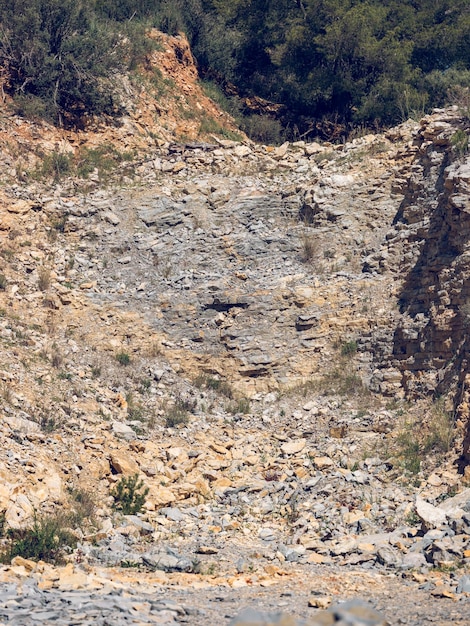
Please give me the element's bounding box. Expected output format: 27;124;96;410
0;46;470;622
360;108;470;462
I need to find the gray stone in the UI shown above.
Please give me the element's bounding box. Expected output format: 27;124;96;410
415;496;447;529
376;546;402;568
456;575;470;594
160;507;185;522
329;600;387;626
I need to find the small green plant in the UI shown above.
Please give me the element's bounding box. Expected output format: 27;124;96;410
0;511;76;564
451;129;469;157
139;378;151;393
39;415;63;433
396;430;421;475
341;340;358;357
58;371;72;380
194;374;233;398
424;399;454;454
76;145;134;180
0;248;14;260
111;474;149;515
34;151;73;182
405;510;421;527
115;351;131;366
392;399;454;476
121;559;141;568
0;274;7;291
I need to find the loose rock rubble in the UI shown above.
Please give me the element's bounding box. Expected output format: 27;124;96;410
0;106;470;625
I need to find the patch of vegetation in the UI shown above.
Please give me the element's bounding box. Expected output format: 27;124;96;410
194;374;233;399
76;145;134;179
111;474;149;515
0;274;6;291
301;233;317;264
33;151;72;182
29;145;135;183
240;114;283;145
164;403;190;428
126;393;145;421
115;351;131;366
227;396;250;415
38;414;63;433
284;366;370;403
340;340;358;357
68;488;97;526
393;399;455;475
451;129;469;158
0;0;130;128
448;85;470;119
0;511;76;564
318;370;367;398
198;114;241;141
138;378;152;394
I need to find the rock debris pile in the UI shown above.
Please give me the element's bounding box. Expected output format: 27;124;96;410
0;108;469;624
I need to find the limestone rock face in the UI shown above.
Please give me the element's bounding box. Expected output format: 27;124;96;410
1;88;470;623
359;108;470;456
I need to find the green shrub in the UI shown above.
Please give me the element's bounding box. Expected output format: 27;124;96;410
115;351;131;366
194;374;233;399
36;152;72;182
424;399;454;455
0;274;6;291
240;114;284;145
76;145;133;179
111;474;149;515
0;511;76;564
341;340;358;357
451;130;469;157
393;400;454;475
0;0;126;127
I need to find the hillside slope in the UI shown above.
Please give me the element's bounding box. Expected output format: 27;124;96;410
0;33;469;626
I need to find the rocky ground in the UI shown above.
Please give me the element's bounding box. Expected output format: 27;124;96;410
0;49;469;624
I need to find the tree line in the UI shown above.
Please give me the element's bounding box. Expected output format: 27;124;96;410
0;0;468;136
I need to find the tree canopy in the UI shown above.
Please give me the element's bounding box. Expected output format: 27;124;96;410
0;0;468;133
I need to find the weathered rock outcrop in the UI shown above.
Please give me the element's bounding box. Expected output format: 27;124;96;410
364;107;470;462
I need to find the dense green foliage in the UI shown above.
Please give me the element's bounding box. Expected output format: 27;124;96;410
0;0;468;133
157;0;470;135
0;512;76;563
111;474;149;515
0;0;129;126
